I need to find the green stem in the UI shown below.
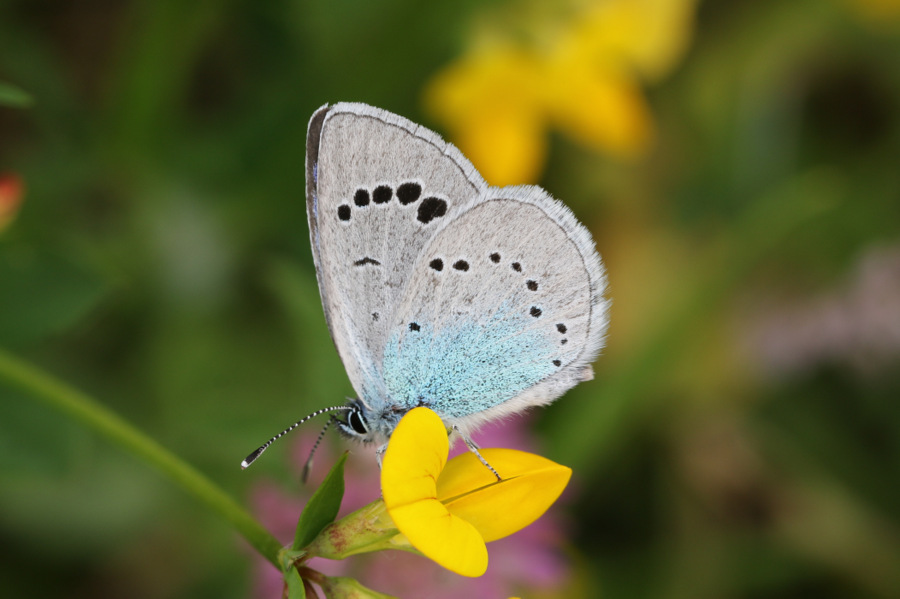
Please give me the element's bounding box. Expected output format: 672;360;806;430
0;348;283;567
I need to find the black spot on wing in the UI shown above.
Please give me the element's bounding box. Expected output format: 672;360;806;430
397;182;422;205
354;189;370;206
418;197;448;224
373;185;392;204
353;257;381;266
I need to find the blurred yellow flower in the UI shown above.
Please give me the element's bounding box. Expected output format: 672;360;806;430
381;407;572;577
424;0;697;185
0;173;24;232
849;0;900;21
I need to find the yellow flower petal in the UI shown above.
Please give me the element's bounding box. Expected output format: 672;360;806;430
424;47;538;131
543;50;653;158
381;408;488;577
848;0;900;22
454;106;546;186
381;407;447;507
424;48;546;185
422;0;699;174
388;500;488;577
381;408;571;576
437;448;571;542
566;0;697;82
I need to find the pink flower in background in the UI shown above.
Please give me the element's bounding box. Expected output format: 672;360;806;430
249;417;572;598
743;243;900;377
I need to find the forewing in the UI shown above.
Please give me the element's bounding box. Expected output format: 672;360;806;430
306;103;487;402
381;186;609;432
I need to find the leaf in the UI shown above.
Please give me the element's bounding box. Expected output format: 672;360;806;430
0;82;33;108
0;250;107;348
281;552;306;599
293;452;348;550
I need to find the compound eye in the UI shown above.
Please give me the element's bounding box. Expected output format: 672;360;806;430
348;409;368;435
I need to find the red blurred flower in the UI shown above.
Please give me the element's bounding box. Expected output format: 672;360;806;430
0;173;24;232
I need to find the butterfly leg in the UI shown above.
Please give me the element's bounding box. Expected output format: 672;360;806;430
375;443;387;469
454;426;502;481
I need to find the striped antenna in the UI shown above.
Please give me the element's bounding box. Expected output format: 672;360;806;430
241;405;352;469
301;417;335;483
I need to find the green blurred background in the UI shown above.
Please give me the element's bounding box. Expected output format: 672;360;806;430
2;0;899;597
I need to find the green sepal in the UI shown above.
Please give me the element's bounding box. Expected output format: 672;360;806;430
316;575;398;598
293;451;348;550
281;551;306;599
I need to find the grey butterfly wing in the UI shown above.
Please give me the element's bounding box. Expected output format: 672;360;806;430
381;185;609;434
306;103;487;404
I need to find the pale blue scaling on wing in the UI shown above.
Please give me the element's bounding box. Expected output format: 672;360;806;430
381;306;561;418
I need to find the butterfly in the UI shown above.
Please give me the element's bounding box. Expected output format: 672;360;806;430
242;103;609;471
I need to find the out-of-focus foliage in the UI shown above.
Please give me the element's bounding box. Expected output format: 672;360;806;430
1;0;899;598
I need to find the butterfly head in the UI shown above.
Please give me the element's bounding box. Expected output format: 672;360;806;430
335;398;403;446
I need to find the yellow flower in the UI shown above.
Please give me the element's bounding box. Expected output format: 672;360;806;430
847;0;900;22
381;407;572;577
424;0;697;185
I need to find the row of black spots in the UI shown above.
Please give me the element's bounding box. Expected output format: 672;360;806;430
488;252;521;271
489;255;562;365
526;302;569;348
481;253;541;318
353;183;419;207
428;258;470;272
338;182;434;221
488;252;537;290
